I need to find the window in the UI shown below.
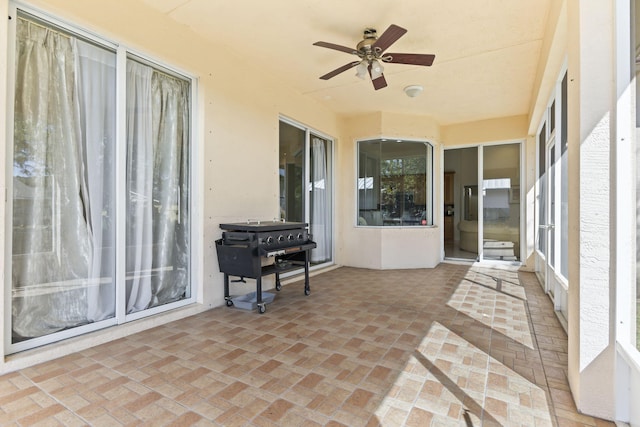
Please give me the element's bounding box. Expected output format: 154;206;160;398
537;124;547;254
8;9;193;351
560;73;568;279
358;139;433;226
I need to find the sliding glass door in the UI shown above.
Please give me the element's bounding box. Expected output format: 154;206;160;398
279;119;333;266
7;10;193;352
443;143;521;263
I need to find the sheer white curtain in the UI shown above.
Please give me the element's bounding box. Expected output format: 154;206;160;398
311;137;331;263
76;39;117;322
125;61;154;312
126;60;190;313
11;18;116;340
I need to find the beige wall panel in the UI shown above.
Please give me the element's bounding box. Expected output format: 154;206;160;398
441;115;528;145
381;228;441;269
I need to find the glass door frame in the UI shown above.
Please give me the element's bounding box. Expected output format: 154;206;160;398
535;119;549;291
476;141;524;264
545;138;557;300
442;141;523;264
535;69;569;328
544;137;570;319
279;116;335;270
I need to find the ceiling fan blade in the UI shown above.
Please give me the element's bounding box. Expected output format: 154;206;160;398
384;53;436;66
372;24;407;53
319;61;361;80
313;41;357;55
371;75;387;90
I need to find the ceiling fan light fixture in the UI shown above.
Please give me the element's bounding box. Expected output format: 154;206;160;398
370;59;384;79
355;61;368;79
404;85;424;98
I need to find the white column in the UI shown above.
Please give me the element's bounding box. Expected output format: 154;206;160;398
567;0;616;419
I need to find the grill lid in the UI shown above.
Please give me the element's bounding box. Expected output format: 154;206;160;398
219;220;308;232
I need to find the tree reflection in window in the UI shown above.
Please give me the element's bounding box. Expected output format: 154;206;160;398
358;139;433;226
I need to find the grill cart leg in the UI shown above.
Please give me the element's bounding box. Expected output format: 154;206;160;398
224;273;233;307
304;249;311;296
256;276;266;314
275;272;282;291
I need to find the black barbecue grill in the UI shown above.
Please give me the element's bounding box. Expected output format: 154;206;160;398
215;220;316;313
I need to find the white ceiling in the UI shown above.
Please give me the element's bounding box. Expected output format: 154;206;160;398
141;0;552;126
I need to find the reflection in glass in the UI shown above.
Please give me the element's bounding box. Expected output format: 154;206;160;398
358;140;433;226
482;144;520;261
279;121;305;222
310;135;332;264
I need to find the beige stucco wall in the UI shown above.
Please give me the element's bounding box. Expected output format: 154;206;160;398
528;0;567;135
441;115;528;146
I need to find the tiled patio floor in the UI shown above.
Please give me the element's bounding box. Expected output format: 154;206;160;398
0;264;617;426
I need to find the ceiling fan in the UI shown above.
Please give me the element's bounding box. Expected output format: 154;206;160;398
313;24;435;90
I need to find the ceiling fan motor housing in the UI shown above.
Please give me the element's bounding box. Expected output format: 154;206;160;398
357;28;379;59
363;28;377;39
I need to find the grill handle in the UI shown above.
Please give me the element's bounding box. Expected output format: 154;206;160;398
224;235;252;242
